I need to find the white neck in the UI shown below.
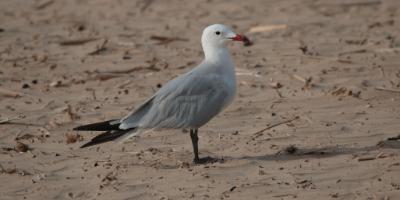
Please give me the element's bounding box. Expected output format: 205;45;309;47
203;45;233;66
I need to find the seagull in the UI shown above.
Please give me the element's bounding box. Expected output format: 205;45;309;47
74;24;247;163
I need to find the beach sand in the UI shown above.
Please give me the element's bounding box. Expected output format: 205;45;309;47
1;0;400;199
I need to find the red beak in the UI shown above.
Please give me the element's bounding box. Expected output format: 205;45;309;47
231;34;244;41
231;34;252;46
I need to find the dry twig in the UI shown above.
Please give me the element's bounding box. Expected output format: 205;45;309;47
35;0;54;10
88;39;108;55
357;156;376;161
375;87;400;93
117;80;134;89
341;0;381;7
150;35;188;45
0;88;22;98
387;135;400;141
292;74;313;89
140;0;154;12
252;116;299;135
338;49;368;56
96;65;160;75
0;116;25;124
59;38;100;46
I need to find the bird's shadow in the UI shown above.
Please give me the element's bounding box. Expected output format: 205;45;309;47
195;156;225;165
228;139;400;162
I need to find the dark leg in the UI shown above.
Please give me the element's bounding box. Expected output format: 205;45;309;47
190;129;200;163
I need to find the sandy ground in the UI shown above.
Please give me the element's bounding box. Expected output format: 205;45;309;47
1;0;400;199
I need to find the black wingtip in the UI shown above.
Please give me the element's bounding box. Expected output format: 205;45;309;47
74;119;120;131
79;129;133;148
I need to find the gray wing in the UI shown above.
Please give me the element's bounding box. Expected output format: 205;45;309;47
120;70;231;129
118;96;155;129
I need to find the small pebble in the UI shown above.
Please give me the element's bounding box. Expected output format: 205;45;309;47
77;24;85;31
22;83;30;89
49;80;62;87
15;142;29;152
65;133;81;144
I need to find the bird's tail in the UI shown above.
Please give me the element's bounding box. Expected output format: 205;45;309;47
74;120;142;148
80;129;133;148
73;119;120;131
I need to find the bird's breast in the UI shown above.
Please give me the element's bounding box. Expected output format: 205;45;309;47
217;70;236;108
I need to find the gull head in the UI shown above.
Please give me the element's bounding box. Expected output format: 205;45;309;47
201;24;245;49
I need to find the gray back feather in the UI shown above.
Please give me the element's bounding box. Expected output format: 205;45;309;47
119;61;235;130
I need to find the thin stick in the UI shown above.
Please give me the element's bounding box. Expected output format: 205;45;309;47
342;0;381;7
252;116;299;135
338;49;368;56
2;121;43;127
150;35;188;45
94;65;161;75
0;163;5;172
0;88;22;98
59;38;100;46
375;87;400;93
292;74;313;89
274;89;283;98
292;74;307;83
378;66;385;77
88;73;124;81
358;156;376;161
117;80;133;89
141;0;154;12
85;88;97;100
35;0;55;10
273;194;297;198
337;59;353;64
0;116;24;124
387;134;400;141
88;39;108;55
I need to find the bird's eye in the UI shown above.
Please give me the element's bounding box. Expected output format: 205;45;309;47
215;31;221;35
